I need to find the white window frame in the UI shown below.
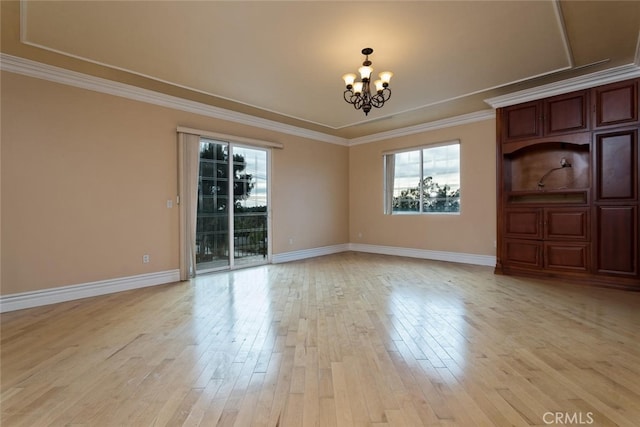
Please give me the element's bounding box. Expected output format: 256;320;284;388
383;140;461;215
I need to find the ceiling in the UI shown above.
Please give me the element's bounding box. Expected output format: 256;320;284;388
2;1;640;139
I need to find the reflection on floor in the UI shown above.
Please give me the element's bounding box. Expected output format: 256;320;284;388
2;252;640;426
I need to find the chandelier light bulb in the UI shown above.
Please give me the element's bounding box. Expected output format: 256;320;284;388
342;73;356;89
374;80;384;93
358;65;373;80
353;82;364;95
379;71;393;85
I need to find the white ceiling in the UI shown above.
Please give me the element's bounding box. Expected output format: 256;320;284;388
10;1;640;139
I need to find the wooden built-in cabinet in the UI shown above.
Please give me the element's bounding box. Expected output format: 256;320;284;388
592;79;639;129
496;78;640;290
501;90;590;143
504;207;590;272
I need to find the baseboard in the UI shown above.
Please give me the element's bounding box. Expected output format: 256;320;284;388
349;243;496;266
272;244;350;264
0;269;181;313
2;245;495;312
272;243;496;267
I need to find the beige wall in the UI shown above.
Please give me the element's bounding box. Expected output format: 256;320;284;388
348;120;497;256
1;70;496;298
1;71;349;295
271;136;348;254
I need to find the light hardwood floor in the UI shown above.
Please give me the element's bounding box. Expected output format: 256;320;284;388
2;252;640;426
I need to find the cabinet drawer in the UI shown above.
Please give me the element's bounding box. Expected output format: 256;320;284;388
544;208;589;240
504;239;542;268
506;208;589;241
504;209;542;239
544;242;590;272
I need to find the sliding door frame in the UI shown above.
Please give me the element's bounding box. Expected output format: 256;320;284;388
178;126;281;277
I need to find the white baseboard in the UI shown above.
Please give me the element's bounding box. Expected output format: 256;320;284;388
272;243;496;267
272;244;350;264
2;245;494;312
0;269;181;313
349;243;496;266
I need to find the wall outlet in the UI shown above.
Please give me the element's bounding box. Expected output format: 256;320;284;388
143;254;150;264
288;238;294;245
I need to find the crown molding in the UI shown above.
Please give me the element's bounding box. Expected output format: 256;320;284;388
348;110;496;146
0;53;349;146
484;63;640;109
1;53;497;147
10;53;639;147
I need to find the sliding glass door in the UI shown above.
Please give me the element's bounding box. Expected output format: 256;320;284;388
232;146;268;267
196;139;269;272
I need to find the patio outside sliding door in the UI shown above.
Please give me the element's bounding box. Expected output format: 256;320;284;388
196;139;269;272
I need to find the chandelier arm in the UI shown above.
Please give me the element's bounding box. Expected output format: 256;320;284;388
369;88;391;109
344;91;364;109
343;90;355;104
370;96;384;108
381;87;391;101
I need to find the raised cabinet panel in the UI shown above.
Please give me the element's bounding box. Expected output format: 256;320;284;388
501;101;541;143
544;242;590;271
596;205;638;276
544;91;589;136
545;208;589;240
595;129;638;201
593;79;639;129
504;240;542;268
504;209;542;239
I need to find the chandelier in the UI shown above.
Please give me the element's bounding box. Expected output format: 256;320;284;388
342;48;393;116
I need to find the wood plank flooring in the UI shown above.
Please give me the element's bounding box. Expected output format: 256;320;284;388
2;252;640;426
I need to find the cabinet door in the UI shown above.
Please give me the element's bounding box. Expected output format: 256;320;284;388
594;129;638;201
592;79;639;129
544;242;590;272
544;90;589;136
596;205;638;276
504;239;542;268
504;209;542;239
501;101;542;143
544;208;589;240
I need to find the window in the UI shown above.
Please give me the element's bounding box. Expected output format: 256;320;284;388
384;141;460;214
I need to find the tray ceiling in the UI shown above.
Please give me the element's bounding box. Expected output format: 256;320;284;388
5;1;640;139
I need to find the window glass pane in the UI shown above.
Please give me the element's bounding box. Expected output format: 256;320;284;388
422;144;460;213
196;140;230;269
392;150;421;213
384;141;461;215
232;147;268;266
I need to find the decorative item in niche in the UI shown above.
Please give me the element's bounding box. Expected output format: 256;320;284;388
537;157;572;189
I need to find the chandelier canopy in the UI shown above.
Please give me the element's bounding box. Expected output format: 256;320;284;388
342;48;393;116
